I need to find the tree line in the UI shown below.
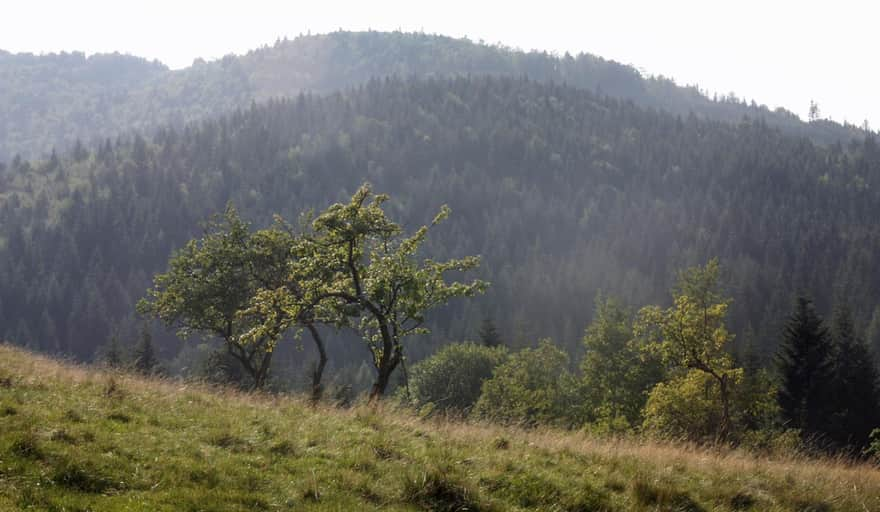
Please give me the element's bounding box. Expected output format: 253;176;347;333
404;259;880;456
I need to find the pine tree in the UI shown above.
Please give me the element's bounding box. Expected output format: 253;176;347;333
478;316;503;347
102;334;124;368
829;303;880;450
777;297;836;442
133;323;159;375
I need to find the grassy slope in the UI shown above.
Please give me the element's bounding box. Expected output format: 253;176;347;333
0;344;878;512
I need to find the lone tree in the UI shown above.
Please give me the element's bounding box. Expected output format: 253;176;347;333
101;333;125;368
776;296;835;440
638;259;738;441
138;206;328;391
310;184;487;400
828;303;880;450
133;322;159;375
478;316;503;347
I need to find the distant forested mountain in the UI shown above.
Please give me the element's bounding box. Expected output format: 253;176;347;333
0;31;865;163
2;76;879;382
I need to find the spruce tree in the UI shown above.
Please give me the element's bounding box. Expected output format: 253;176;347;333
829;303;880;450
776;297;836;441
102;334;124;368
478;316;503;347
133;323;159;375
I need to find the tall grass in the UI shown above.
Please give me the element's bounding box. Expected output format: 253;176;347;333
1;342;878;511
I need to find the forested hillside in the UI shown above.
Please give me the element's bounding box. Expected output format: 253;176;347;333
0;31;865;162
2;75;880;384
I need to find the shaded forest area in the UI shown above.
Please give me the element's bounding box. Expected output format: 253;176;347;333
0;31;865;163
2;74;880;389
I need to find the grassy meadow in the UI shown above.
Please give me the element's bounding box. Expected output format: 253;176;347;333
0;343;878;511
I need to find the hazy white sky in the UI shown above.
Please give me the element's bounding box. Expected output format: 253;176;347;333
2;0;878;127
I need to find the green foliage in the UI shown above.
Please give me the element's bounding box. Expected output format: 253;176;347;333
580;295;664;430
474;339;582;427
776;297;836;443
642;368;778;443
865;429;880;460
639;260;734;373
638;260;740;440
401;342;507;414
132;323;159;375
138;205;284;388
308;184;487;398
828;303;880;451
643;370;729;441
98;334;125;368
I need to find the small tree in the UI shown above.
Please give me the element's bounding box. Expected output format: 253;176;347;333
581;295;664;430
138;206;282;389
477;316;503;347
638;259;738;441
100;333;125;368
828;303;880;451
133;323;159;375
402;342;507;414
809;100;821;122
310;184;486;400
474;339;582;427
776;296;836;442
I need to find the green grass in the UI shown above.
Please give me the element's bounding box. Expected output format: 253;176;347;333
1;343;878;511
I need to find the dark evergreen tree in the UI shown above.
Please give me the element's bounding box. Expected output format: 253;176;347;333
478;316;503;347
866;305;880;368
101;334;124;368
828;303;880;451
132;323;159;375
776;297;836;442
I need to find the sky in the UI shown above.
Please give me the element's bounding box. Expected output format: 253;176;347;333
2;0;878;128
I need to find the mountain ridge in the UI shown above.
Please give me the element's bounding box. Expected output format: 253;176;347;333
0;30;866;163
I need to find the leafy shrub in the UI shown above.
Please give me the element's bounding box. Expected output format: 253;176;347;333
642;371;724;441
864;428;880;460
473;339;583;427
402;342;507;414
642;368;778;443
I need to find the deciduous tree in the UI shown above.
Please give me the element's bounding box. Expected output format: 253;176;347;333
309;184;487;400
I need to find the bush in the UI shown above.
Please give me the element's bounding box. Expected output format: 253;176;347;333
643;371;722;441
473;339;583;427
642;368;778;443
402;342;507;414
